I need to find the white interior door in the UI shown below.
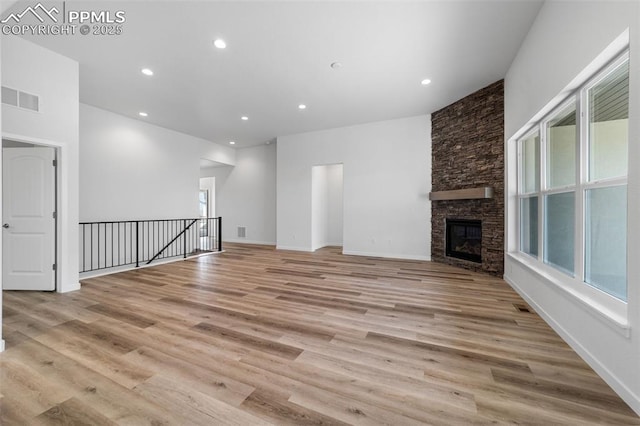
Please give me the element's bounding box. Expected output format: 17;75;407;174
2;147;56;291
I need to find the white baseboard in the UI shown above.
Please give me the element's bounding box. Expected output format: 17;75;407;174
0;339;4;352
342;250;430;261
58;282;81;293
275;245;314;252
79;251;223;280
311;242;343;251
224;239;275;246
504;274;640;416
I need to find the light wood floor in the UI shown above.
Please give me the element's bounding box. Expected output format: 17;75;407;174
1;243;638;425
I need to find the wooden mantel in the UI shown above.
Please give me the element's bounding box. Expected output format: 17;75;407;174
429;187;494;201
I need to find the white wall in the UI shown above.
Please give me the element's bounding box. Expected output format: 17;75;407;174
79;104;235;221
0;17;3;352
504;1;640;415
200;141;236;169
326;164;343;246
311;165;328;250
2;36;79;294
201;143;277;245
0;0;19;355
277;115;431;260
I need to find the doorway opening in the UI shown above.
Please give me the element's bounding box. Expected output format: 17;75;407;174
198;176;216;250
199;176;215;218
2;139;58;291
311;164;344;251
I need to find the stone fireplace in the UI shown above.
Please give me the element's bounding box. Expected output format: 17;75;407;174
430;80;504;276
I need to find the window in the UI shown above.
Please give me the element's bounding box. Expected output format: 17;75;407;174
518;131;539;258
199;190;209;218
199;190;209;237
516;52;629;303
585;186;627;299
544;192;575;274
546;101;576;189
584;54;629;300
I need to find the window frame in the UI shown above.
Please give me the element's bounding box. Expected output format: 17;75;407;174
516;128;541;259
515;50;629;317
541;97;578;276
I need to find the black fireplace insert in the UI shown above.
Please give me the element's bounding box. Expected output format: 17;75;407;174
446;219;482;263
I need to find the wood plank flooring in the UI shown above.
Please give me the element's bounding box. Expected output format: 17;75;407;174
2;243;638;425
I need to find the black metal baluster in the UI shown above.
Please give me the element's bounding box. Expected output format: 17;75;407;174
117;223;121;267
182;220;185;257
111;223;114;268
104;223;107;269
90;223;94;271
145;221;147;263
97;223;101;269
153;221;157;260
135;221;139;267
82;224;86;271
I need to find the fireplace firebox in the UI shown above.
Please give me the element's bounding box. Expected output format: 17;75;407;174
446;219;481;263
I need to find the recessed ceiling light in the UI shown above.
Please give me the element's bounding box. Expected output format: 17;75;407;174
141;68;153;76
241;116;249;121
214;39;226;49
421;78;432;86
139;112;148;117
298;104;307;110
330;62;342;69
229;141;236;145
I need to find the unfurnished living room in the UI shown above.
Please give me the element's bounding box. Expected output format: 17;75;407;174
1;0;639;424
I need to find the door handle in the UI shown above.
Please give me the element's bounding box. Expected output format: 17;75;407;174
2;224;9;229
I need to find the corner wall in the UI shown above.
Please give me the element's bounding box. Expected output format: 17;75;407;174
277;115;431;260
201;144;277;245
504;1;640;414
0;15;3;352
0;0;18;355
2;36;79;293
431;80;505;275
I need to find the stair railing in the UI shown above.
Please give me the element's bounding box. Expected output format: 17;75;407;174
79;217;222;274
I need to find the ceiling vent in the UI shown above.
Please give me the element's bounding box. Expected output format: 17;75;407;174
2;86;40;112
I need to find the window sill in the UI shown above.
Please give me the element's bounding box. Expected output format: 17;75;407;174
506;252;630;337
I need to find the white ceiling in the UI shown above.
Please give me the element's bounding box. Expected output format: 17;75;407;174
13;1;543;148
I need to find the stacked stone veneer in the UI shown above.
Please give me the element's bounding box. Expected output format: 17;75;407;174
431;80;504;276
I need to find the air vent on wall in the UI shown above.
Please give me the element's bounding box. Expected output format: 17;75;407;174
19;91;39;111
1;86;18;107
2;86;39;112
237;226;246;238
